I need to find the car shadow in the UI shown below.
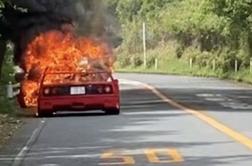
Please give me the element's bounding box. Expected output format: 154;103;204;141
16;109;108;118
53;111;106;118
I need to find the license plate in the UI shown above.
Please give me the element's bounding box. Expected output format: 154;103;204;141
70;86;86;95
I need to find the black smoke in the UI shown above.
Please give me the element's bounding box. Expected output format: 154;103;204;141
9;0;107;35
0;0;111;66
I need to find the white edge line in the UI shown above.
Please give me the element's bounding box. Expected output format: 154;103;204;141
12;119;46;166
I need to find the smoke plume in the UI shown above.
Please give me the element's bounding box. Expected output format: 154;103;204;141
2;0;109;65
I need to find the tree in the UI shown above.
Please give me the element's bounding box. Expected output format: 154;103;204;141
207;0;252;64
0;0;7;78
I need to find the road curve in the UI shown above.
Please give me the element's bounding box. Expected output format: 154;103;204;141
1;73;252;166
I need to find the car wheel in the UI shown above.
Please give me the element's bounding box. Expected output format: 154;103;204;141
105;108;120;115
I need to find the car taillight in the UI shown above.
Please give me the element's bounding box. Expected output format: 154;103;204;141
104;86;112;93
97;86;104;94
44;88;50;95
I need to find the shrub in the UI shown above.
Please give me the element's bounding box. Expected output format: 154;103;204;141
131;54;143;67
117;53;131;68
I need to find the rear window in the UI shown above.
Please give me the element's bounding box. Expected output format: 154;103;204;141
43;72;112;85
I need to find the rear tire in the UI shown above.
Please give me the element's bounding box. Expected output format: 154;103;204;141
105;108;120;115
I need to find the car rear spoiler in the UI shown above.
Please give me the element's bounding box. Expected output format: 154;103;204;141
39;68;115;84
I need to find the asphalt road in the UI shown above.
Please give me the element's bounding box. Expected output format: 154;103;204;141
1;73;252;166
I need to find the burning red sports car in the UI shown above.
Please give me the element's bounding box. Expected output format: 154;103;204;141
37;71;120;117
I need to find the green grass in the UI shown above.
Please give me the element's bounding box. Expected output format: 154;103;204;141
0;91;17;114
116;55;252;84
115;48;252;84
116;55;218;76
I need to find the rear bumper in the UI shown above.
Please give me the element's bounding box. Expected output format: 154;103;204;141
38;95;120;111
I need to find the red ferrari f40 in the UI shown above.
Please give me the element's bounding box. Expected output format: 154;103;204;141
37;71;120;117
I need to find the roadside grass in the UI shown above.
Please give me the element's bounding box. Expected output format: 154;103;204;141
229;70;252;84
0;79;16;115
116;50;219;76
115;50;252;84
117;60;218;77
0;89;17;115
0;49;22;149
0;50;17;115
116;64;252;82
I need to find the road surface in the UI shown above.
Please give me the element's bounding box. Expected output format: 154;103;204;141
1;73;252;166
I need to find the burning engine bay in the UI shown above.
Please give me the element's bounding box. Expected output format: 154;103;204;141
20;28;114;107
0;0;115;107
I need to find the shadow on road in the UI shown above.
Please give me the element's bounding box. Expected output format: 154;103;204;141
155;88;252;113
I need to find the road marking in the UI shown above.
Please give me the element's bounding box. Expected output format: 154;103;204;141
121;79;252;151
12;118;47;166
99;148;183;165
144;148;183;163
122;110;185;116
99;150;135;165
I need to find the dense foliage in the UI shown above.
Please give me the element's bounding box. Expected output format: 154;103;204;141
106;0;252;73
1;0;252;76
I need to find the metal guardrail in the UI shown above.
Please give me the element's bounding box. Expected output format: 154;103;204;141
7;82;20;99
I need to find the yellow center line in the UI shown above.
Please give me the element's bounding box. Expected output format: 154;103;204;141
132;81;252;151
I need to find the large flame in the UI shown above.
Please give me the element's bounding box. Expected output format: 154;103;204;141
21;29;114;107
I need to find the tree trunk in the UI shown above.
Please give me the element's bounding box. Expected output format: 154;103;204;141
0;39;7;79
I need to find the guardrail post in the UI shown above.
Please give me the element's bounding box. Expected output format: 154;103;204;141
250;58;252;73
212;59;216;71
189;58;193;69
155;58;158;70
235;60;238;73
7;82;13;98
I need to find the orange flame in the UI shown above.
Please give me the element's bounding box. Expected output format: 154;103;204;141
21;29;114;107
